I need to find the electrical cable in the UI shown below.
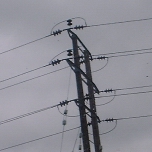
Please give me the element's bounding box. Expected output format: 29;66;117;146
95;90;152;99
0;98;78;126
0;35;51;55
1;46;152;85
0;126;80;152
99;120;117;135
1;17;152;56
0;66;69;91
102;114;152;123
114;84;152;91
98;84;152;94
93;47;152;57
96;91;116;106
85;17;152;28
108;51;152;58
72;128;80;152
0;104;58;126
113;114;152;121
0;64;50;83
92;58;109;73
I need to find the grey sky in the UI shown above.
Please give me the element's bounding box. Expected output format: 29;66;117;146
0;1;152;152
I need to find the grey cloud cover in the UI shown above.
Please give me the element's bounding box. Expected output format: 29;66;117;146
0;1;152;152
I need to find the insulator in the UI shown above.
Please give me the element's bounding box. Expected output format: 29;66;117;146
51;59;61;66
67;19;72;26
97;56;107;60
67;49;73;56
74;25;84;30
64;109;68;115
105;118;114;122
79;145;82;150
53;30;62;36
104;89;113;93
62;120;66;125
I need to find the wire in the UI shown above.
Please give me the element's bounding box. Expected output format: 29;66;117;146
0;64;50;83
114;114;152;121
95;90;152;99
0;35;51;55
0;98;78;126
72;128;80;152
96;91;116;106
1;16;152;56
102;114;152;122
0;126;80;152
0;104;58;126
86;17;152;28
98;84;152;94
100;120;117;135
0;66;69;92
93;47;152;57
108;51;152;58
92;58;109;73
114;84;152;91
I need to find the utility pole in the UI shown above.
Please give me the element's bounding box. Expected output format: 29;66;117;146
84;51;102;152
67;29;102;152
68;30;91;152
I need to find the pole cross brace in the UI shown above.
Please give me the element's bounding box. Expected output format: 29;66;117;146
66;59;99;94
75;99;101;123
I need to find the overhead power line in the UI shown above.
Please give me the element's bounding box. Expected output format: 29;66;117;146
1;46;152;85
0;126;80;152
95;90;152;99
0;98;75;126
0;64;50;83
85;17;152;28
0;66;69;92
1;85;151;125
1;17;152;56
93;47;152;56
100;84;152;93
0;35;51;55
102;114;152;122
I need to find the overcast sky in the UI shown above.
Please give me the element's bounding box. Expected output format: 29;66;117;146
1;1;152;152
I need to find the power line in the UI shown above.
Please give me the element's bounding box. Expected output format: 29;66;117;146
95;90;152;99
0;66;69;91
1;85;151;125
99;84;152;93
102;114;152;122
0;98;76;126
86;17;152;28
0;35;51;55
0;64;50;83
108;51;152;58
1;17;152;56
93;47;152;59
0;126;80;152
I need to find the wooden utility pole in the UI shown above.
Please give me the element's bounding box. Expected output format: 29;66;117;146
84;51;102;152
70;32;91;152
